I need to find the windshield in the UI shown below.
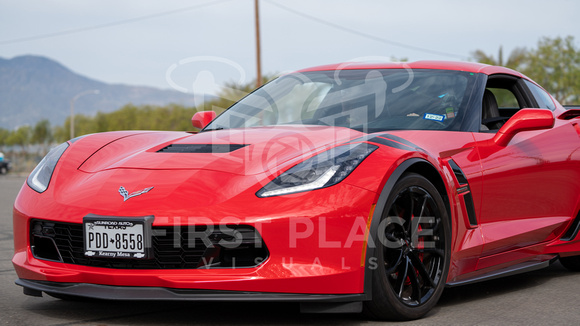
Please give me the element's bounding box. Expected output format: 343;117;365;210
204;69;480;133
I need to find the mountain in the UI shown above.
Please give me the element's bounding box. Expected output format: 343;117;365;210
0;55;202;129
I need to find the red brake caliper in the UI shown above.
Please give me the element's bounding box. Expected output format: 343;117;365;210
404;223;423;286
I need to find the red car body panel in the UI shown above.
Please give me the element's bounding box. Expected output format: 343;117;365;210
298;61;525;78
12;61;580;304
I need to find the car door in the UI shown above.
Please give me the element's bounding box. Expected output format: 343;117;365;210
472;74;580;260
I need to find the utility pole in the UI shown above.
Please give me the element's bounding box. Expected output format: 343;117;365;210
254;0;262;88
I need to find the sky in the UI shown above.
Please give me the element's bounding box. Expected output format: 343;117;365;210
0;0;578;95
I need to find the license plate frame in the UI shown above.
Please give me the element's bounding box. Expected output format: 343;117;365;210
83;214;154;259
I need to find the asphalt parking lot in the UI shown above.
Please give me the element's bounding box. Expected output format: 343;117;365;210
1;174;579;325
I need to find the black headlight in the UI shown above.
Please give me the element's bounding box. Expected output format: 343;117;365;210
27;142;69;193
256;142;377;197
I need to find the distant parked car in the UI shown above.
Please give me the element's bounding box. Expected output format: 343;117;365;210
0;152;11;174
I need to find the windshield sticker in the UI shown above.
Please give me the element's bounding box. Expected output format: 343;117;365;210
445;107;455;118
423;113;445;122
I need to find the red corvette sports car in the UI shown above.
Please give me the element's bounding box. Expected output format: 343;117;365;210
13;61;580;320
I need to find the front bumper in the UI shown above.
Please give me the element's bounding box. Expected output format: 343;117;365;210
16;278;366;302
13;180;378;294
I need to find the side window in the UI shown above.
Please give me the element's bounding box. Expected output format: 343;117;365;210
524;80;556;111
487;88;519;110
480;75;531;132
481;87;521;131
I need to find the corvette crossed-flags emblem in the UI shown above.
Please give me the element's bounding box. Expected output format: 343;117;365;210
118;186;154;201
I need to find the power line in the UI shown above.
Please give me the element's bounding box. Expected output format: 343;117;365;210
0;0;234;45
264;0;467;60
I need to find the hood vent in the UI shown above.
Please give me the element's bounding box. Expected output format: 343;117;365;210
157;144;248;153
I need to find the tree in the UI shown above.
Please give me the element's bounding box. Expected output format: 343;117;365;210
471;45;527;68
519;36;580;104
6;125;32;150
204;74;278;114
0;128;9;151
53;125;68;143
32;119;53;151
50;74;277;139
472;36;580;104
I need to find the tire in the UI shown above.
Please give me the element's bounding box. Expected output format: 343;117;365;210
0;166;6;175
364;173;451;321
560;255;580;271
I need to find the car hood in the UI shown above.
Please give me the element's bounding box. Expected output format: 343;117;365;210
78;126;364;176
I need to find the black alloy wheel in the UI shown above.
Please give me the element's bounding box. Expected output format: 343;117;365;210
365;173;450;320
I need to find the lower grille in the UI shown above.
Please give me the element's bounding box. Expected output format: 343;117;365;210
30;219;268;269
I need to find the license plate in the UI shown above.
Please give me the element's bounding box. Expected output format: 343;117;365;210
83;215;154;259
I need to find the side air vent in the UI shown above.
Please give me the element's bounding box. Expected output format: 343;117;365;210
561;211;580;241
448;160;468;184
558;109;580;120
448;159;478;226
157;144;248;153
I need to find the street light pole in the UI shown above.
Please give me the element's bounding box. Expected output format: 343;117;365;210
70;89;100;139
